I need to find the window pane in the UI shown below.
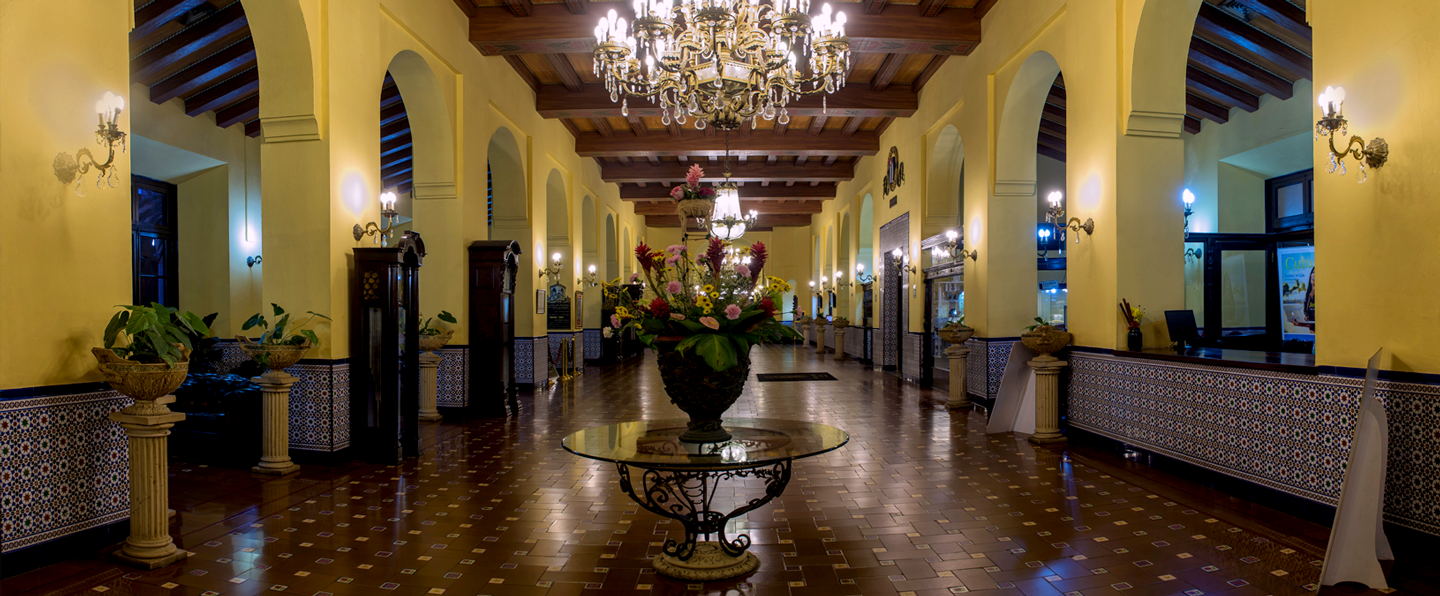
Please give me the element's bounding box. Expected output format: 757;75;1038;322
1276;183;1305;218
138;277;162;306
136;188;168;226
1220;250;1267;335
139;236;166;276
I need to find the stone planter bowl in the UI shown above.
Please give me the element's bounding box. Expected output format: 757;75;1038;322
237;336;311;372
1021;325;1072;356
938;324;974;345
419;329;454;352
675;198;715;220
832;318;851;329
93;347;190;400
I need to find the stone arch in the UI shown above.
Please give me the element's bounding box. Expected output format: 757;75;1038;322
384;50;455;202
995;51;1063;198
838;212;851;315
485;126;532;329
856;194;875;322
925;125;965;237
1125;0;1205;137
545;169;570;282
623;227;633;278
604;214;618;280
581;196;597;277
242;0;320;142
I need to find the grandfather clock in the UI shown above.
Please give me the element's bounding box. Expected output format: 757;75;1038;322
351;231;425;464
468;240;521;416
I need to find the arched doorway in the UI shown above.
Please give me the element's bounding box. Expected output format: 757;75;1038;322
604;214;618;281
857;194;875;362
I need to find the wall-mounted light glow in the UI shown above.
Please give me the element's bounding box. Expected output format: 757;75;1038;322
53;91;129;195
354;191;402;246
1316;85;1389;182
1183;188;1195;240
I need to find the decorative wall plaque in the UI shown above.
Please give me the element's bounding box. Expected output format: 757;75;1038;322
883;146;905;207
546;283;571;330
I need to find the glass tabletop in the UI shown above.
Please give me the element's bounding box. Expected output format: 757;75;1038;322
561;418;850;468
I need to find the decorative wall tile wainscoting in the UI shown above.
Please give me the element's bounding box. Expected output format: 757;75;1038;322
1067;352;1440;537
583;328;603;361
961;337;1015;400
514;336;549;385
902;332;923;381
0;389;130;553
436;346;468;408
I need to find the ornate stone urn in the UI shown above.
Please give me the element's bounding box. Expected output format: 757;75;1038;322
93;347;191;568
1021;324;1072;357
831;317;851;360
937;322;974;410
675;198;715;221
1019;324;1072;445
654;337;752;443
938;322;974;346
417;330;453;423
238;336;310;475
418;329;454;353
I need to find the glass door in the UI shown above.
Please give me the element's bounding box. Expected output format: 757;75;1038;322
1204;240;1276;350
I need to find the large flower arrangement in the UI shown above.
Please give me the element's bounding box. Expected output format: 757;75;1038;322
609;237;800;371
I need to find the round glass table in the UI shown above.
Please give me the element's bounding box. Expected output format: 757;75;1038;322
563;418;849;581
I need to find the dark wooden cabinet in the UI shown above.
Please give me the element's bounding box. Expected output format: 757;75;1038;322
468;240;521;416
350;232;425;464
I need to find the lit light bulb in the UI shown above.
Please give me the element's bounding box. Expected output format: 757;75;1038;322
945;230;958;240
552;252;562;262
856;264;864;272
1183;188;1195;207
379;191;398;210
892;248;902;258
588;264;597;274
1047;191;1063;207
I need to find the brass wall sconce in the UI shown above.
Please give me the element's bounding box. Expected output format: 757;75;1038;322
1316;86;1388;183
855;264;874;288
959;248;979;261
353;191;401;246
1183;189;1195;240
1045;191;1094;243
540;252;565;286
1184;247;1203;262
818;276;835;293
1037;227;1052;258
54;91;128;196
247;255;263;268
833;271;854;291
583;264;599;287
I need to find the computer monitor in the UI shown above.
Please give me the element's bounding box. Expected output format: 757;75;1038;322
1164;310;1199;346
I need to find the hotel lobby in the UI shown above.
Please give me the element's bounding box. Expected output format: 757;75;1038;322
2;0;1437;594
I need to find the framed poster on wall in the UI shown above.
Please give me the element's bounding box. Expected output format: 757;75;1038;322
1277;244;1315;340
536;289;546;314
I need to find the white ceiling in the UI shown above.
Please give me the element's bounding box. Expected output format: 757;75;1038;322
131;134;226;184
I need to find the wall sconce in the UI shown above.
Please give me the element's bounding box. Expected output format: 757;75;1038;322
53;91;129;196
583;264;599;287
1182;189;1195;240
1184;247;1203;263
834;270;854;291
1038;227;1052;258
1316;86;1389;183
540;252;564;285
247;255;263;268
353;191;401;246
1045;191;1094;243
939;229;977;262
818;276;835;293
855;264;874;288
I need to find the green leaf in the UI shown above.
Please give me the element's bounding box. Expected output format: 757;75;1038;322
437;311;457;325
242;312;264;331
673;319;706;334
674;334;704;354
104;311;127;348
272;303;285;317
693;334;737;371
272;313;291;344
306;311;332;321
300;329;320;347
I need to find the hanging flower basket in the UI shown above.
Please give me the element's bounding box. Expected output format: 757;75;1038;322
93;348;190;401
237;336;310;372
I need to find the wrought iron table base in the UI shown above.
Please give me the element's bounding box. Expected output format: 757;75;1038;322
615;459;792;580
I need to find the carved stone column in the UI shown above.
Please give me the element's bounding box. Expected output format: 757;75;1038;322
832;318;851;361
1027;355;1069;444
252;371;301;475
108;396;188;568
945;344;972;409
815;323;827;355
418;352;443;422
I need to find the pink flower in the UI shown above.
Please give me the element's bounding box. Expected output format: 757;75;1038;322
666;245;686;254
735;265;751;278
665;255;681;265
666;281;683;293
699;316;720;330
610;314;622;328
685;164;705;187
724;304;742;320
670;185;685;200
630;273;640;282
670;313;686;321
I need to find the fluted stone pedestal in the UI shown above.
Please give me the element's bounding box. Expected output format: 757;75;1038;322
815;324;827;355
1027;355;1069;444
418;352;443;422
834;328;850;360
252;371;301;475
108;395;188;569
945;344;972;410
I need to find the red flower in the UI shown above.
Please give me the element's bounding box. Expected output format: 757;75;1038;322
749;241;768;280
635;241;654;272
705;237;725;272
648;297;671;319
758;297;776;316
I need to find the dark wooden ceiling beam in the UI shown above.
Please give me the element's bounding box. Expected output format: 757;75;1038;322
628;117;647;137
560;118;581;138
1244;0;1311;41
381;82;403;108
634;201;825;215
131;2;249;84
575;130;878;158
1193;3;1310;80
1037;131;1066;153
808;115;828;136
795;155;809;166
502;0;534;17
617;156;634;167
381;117;412;143
546;54;584;92
842;117;863;136
245;119;262;138
1046;84;1066;107
564;0;587;14
382;158;414;181
504;55;540;93
1186;65;1259;112
591;117;614;137
621;184;835;200
668;120;682;137
1041;103;1066;126
147;39;257;105
774;120;789;136
132;0;210;43
1186;92;1230;125
185;67;260;116
917;0;945;18
602;160;853;183
381;103;408;126
535;84;917;119
1188;37;1293;100
1038;118;1066;139
1037;144;1066;163
382;136;413;156
469;4;981;56
451;0;479;17
1184;115;1203;135
382;146;414;170
215;94;259;128
871;54;906;92
973;0;998;20
865;0;887;15
913;55;947;93
646;213;812;228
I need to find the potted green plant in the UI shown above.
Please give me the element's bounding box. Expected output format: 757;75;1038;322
418;311;458;352
612;237;801;443
238;303;331;371
1021;316;1072;357
93;303;212;401
938;315;973;346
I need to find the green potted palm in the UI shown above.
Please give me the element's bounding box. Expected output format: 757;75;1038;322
94;304;212;401
418;311;457;353
238;304;330;371
612;237;801;443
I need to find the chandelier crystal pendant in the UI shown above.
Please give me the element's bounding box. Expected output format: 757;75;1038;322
594;0;850;131
710;130;758;240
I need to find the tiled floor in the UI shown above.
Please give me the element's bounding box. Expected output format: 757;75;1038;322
3;345;1432;595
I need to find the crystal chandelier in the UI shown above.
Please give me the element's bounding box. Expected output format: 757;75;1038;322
710;130;758;239
594;0;850;131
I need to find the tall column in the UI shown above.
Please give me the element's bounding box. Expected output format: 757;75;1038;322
1028;355;1069;444
834;327;849;361
815;323;827;355
946;344;972;410
418;352;443;421
109;396;188;569
252;371;301;475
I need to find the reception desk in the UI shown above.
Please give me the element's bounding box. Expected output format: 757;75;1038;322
1111;347;1318;374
